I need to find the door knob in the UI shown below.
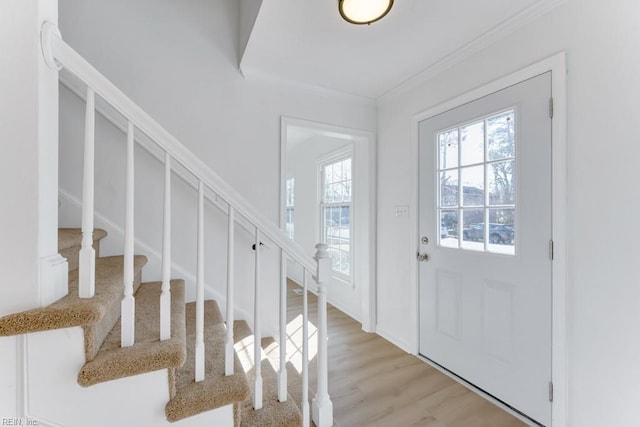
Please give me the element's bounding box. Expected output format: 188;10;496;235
417;252;430;262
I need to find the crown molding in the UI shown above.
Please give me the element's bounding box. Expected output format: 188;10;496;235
377;0;568;105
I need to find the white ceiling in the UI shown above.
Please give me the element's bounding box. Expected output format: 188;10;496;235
286;124;358;151
240;0;560;99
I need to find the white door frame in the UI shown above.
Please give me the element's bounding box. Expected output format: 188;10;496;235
280;116;378;332
410;52;567;426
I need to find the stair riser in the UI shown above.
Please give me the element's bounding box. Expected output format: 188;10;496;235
58;228;107;271
60;238;103;271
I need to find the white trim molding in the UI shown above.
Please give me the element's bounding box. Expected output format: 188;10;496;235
410;52;568;427
38;254;68;306
378;0;568;104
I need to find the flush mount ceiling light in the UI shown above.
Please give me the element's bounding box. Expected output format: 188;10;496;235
339;0;394;25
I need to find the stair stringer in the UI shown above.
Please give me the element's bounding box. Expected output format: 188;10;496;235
23;326;234;427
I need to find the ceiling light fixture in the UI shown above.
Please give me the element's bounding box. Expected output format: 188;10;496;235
338;0;394;25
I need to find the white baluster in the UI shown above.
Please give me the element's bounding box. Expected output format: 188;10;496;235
278;249;288;402
253;228;263;410
225;205;235;376
160;152;172;341
302;270;310;427
195;181;205;382
78;87;96;298
312;243;333;427
121;121;136;347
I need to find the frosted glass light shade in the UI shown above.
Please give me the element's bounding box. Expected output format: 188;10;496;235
339;0;393;25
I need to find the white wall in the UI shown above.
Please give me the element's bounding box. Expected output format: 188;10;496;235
0;0;59;314
239;0;263;62
286;136;363;320
24;327;233;427
57;0;375;335
376;0;640;425
0;0;59;418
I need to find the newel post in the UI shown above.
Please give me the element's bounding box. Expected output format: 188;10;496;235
312;243;333;427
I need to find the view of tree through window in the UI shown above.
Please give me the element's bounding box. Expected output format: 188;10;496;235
321;156;352;276
438;109;516;255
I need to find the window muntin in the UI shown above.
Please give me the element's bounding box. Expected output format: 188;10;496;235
320;156;352;277
438;109;516;255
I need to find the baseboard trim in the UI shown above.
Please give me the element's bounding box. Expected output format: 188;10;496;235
287;276;363;326
374;326;412;354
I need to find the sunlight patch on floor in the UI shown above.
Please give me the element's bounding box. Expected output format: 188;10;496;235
234;315;318;374
234;334;265;372
285;314;318;373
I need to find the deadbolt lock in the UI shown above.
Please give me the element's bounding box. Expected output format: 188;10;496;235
421;236;429;244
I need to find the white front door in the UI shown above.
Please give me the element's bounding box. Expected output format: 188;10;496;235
418;72;552;425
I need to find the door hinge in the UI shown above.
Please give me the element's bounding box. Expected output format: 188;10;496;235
548;381;554;402
549;239;554;261
549;97;554;119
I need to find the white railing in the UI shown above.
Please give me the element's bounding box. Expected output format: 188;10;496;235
224;206;235;376
121;121;136;347
160;152;172;341
78;87;95;298
42;22;333;427
252;230;263;410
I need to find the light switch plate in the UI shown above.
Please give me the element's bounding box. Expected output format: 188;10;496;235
394;205;409;217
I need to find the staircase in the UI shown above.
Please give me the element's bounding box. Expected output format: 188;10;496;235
0;22;334;427
0;228;302;425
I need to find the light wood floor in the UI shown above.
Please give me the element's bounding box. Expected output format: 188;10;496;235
278;280;526;427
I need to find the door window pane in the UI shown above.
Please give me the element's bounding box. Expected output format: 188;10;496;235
461;165;484;207
461;209;485;251
460;121;484;166
439;129;459;169
488;160;515;205
440;210;458;249
436;109;516;255
488;208;515;255
487;110;515;161
440;169;459;207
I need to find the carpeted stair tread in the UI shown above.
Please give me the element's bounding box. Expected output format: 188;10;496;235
78;280;187;387
0;255;147;338
165;300;250;423
234;320;303;427
59;228;108;271
81;255;147;361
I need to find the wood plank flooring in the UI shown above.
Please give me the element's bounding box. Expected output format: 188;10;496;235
278;280;526;427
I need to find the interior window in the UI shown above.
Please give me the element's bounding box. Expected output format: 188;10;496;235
285;178;295;239
320;156;352;277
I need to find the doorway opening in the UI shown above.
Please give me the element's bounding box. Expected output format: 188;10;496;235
280;117;376;331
